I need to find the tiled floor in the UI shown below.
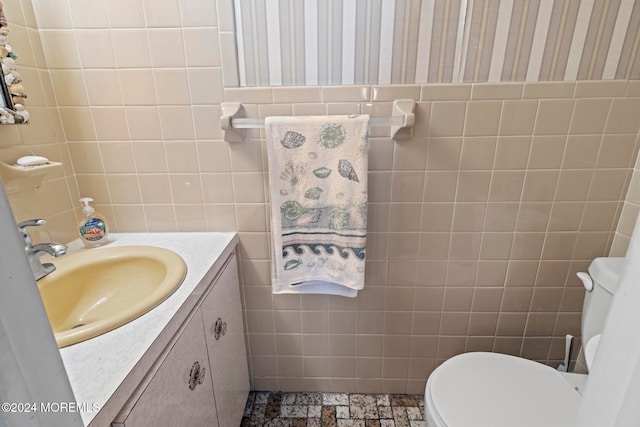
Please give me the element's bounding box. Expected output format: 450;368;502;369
242;391;426;426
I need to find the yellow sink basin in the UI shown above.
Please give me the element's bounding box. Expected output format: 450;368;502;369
37;246;187;348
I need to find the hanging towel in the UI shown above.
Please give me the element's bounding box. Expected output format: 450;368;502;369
265;115;369;297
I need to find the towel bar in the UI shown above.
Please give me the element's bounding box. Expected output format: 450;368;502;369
220;99;416;140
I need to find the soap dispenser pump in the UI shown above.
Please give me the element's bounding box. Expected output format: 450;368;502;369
78;197;109;248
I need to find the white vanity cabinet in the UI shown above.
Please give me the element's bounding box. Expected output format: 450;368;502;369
110;253;248;427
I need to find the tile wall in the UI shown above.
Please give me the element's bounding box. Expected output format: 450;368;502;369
1;0;640;396
225;81;640;393
0;0;77;243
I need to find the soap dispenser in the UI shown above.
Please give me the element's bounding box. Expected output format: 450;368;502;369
78;197;109;248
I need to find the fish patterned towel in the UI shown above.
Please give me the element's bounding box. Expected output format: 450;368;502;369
266;115;369;297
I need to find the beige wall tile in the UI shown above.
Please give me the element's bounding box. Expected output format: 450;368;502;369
570;98;611;135
165;141;199;172
138;174;173;204
99;142;136;173
106;174;142;204
91;107;130;141
460;137;496;170
169;173;203;204
158;106;195;140
494;137;531;169
484;203;519;231
449;232;482;259
153;69;190;105
84;70;123;106
574;81;627;97
452;203;486;231
456;172;491;201
521;171;559;201
40;30;81;68
534;100;574;135
516;203;552;232
67;142;104;173
562;135;601;169
505;260;538;287
391;172;424;202
471;83;522;100
111;204;146;231
184;28;220;67
76;174;110;204
106;0;145;28
174;205;206;231
50;70;89;106
421;84;471;101
489;171;524;202
111;30;152;68
429;102;466;137
147;29;186;67
188;68;224;105
510;233;545;260
201;173;234;203
589;170;628;201
476;261;508;286
424;171;458;201
322;86;370;102
500;100;537;136
426;138;462;170
480;234;512;260
59;107;97;142
464;101;502;136
581;202;618;231
76;30;116;68
605;98;640;134
528;136;565;169
372;85;420;101
548;202;584;231
393;138;428;170
555;170;593;201
523;82;575;99
597;135;637;169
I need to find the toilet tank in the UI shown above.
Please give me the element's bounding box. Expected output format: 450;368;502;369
579;257;625;367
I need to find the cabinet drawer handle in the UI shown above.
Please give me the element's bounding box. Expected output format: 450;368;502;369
214;318;227;340
188;361;205;390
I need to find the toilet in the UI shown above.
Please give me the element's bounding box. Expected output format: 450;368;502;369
424;257;625;427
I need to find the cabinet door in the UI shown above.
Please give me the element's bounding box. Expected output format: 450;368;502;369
119;311;218;427
201;255;250;427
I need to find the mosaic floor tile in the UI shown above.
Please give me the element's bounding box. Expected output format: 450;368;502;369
350;394;378;419
323;392;350;405
281;405;308;418
243;391;425;426
336;405;350;419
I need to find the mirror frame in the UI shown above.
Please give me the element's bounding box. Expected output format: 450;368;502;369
0;1;29;124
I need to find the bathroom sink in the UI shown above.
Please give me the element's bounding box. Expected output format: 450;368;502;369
37;246;187;348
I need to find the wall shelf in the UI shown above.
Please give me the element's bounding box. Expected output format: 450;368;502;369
0;161;63;194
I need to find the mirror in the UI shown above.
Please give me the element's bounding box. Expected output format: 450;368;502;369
0;1;29;124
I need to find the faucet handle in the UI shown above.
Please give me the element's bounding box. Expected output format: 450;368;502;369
17;219;46;245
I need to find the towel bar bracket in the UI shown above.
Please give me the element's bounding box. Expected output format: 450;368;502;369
219;99;416;141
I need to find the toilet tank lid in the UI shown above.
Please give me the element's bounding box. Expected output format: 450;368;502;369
588;257;625;294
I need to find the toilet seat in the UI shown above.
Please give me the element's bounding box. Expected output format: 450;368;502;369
425;352;582;427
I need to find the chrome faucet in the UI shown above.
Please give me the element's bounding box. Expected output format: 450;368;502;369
18;219;68;281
